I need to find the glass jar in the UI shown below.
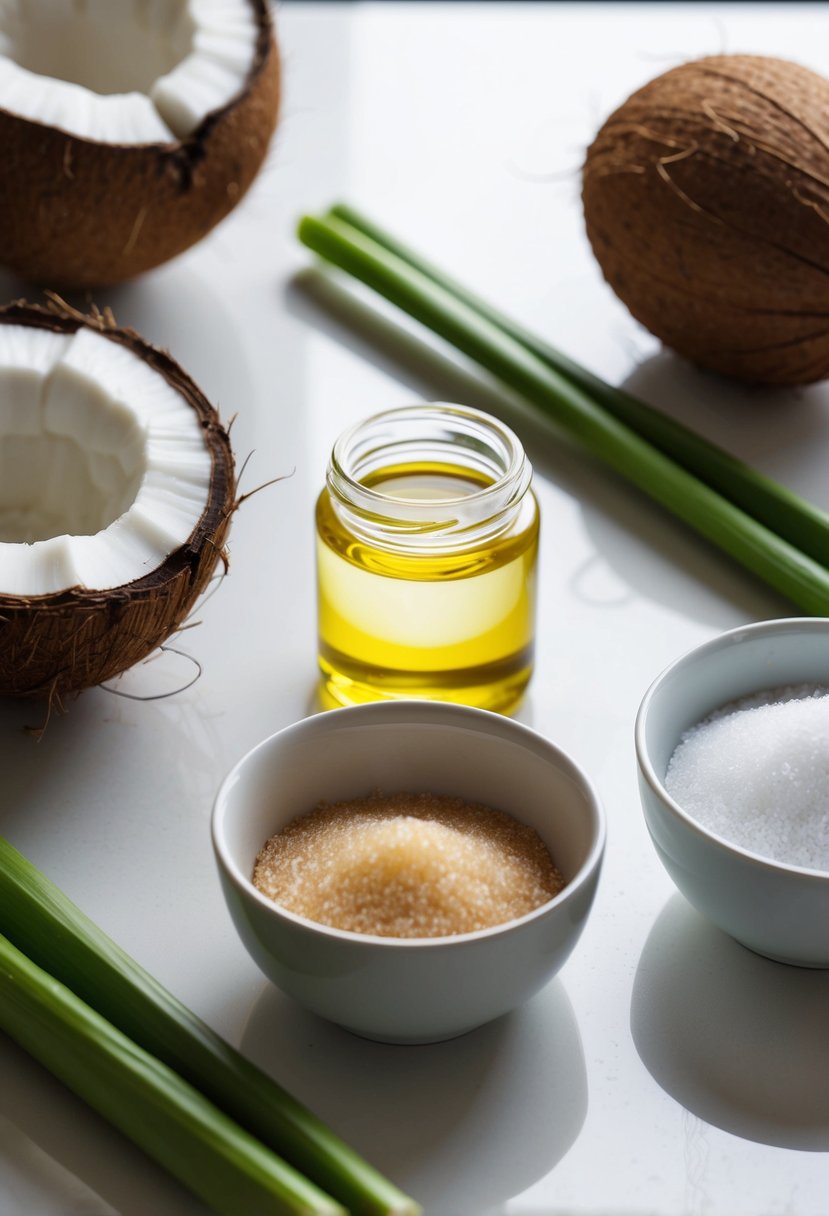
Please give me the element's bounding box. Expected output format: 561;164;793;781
315;402;539;713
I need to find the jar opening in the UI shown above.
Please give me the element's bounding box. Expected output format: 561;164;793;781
326;404;532;549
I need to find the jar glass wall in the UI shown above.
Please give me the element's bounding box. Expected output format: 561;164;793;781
315;403;539;714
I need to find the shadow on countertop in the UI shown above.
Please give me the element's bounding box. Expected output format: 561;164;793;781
241;973;587;1214
631;892;829;1151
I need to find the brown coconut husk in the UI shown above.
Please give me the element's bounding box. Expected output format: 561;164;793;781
0;300;235;702
582;54;829;385
0;0;280;288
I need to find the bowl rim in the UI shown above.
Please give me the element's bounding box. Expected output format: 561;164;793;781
212;700;607;949
635;616;829;883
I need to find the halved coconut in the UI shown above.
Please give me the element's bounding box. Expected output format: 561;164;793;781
0;300;235;700
0;0;280;287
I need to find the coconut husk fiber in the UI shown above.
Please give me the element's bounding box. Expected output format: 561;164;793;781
0;302;235;703
0;0;280;288
582;54;829;385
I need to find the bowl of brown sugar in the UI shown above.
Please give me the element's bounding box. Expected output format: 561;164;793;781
212;701;605;1044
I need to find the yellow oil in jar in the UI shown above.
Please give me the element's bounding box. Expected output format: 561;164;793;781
316;461;539;713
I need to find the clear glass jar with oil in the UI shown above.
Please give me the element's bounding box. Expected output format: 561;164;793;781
315;403;539;714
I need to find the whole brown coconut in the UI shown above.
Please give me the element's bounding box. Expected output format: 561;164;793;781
0;301;235;702
582;54;829;385
0;0;280;289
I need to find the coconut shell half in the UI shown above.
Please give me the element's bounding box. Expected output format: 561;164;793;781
0;0;280;288
582;54;829;385
0;301;235;701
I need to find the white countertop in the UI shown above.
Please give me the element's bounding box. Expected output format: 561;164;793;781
2;4;828;1214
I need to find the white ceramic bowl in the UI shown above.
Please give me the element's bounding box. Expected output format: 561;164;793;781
635;617;829;968
212;701;605;1043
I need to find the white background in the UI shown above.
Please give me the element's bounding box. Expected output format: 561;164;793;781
1;4;828;1214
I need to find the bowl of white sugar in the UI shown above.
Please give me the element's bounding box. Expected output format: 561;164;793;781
212;700;605;1043
635;617;829;968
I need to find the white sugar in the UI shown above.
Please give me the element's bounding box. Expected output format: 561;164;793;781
665;683;829;871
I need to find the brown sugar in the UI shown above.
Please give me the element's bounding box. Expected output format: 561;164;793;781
252;790;564;938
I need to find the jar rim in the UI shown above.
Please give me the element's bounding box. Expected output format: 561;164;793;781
327;403;532;536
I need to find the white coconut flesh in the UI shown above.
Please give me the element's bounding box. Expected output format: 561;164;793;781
0;0;259;142
0;323;214;597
